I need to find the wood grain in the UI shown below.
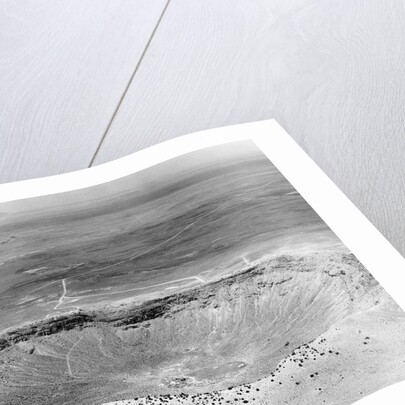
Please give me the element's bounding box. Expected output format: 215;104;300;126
93;0;405;256
0;0;167;183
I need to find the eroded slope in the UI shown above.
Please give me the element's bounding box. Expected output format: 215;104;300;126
0;251;398;405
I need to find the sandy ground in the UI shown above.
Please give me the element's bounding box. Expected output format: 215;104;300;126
104;301;405;405
1;251;404;405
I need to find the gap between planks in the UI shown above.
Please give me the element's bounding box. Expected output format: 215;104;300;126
88;0;172;167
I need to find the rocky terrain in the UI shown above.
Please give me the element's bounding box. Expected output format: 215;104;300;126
0;143;332;336
1;250;404;405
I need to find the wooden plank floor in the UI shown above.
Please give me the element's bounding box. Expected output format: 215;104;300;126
0;0;167;182
1;0;405;256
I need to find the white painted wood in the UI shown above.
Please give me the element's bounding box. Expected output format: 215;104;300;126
0;0;167;183
93;0;405;256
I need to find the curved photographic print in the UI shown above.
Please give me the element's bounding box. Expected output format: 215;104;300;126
1;134;404;405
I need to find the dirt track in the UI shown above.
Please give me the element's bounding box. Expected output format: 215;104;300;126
2;250;404;405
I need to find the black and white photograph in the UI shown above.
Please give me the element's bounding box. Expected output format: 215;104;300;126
1;139;404;405
2;1;405;403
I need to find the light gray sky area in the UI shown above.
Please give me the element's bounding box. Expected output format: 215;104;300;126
0;140;266;219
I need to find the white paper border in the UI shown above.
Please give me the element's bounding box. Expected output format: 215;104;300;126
1;119;404;404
